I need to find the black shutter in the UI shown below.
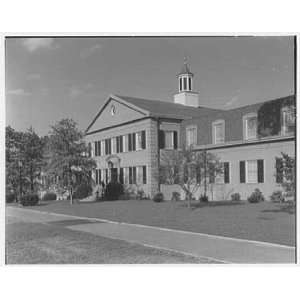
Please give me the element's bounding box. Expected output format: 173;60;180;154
132;133;136;151
159;130;165;149
88;143;91;157
240;161;245;183
129;167;132;184
257;159;264;183
128;134;132;151
98;141;101;156
95;169;99;184
209;167;215;184
116;136;119;153
142;166;147;184
141;131;146;149
109;139;111;154
276;158;283;183
173;131;178;149
133;167;137;184
120;135;123;152
224;162;230;184
196;165;201;184
94;141;98;156
119;168;124;184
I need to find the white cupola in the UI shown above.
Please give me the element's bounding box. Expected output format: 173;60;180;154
174;58;200;107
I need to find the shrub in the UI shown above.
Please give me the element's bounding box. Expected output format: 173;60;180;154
6;193;16;203
247;188;265;203
231;193;241;202
42;192;57;201
270;190;284;203
199;194;208;202
20;193;39;206
171;191;180;202
105;182;124;200
73;183;93;200
153;192;164;203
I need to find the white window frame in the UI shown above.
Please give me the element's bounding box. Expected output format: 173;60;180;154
186;125;197;147
243;113;257;140
246;160;258;184
164;131;174;149
281;106;295;136
212;119;225;144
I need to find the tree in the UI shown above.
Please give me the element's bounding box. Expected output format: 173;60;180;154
46;119;96;204
160;147;223;208
276;152;295;201
6;126;45;199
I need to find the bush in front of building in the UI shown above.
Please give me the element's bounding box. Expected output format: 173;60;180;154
199;194;208;202
270;190;285;203
153;192;164;203
42;192;57;201
6;193;16;203
231;193;241;202
73;183;93;200
105;182;124;200
171;191;181;201
20;193;40;206
247;188;265;203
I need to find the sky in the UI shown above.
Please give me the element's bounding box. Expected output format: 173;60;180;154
5;36;295;136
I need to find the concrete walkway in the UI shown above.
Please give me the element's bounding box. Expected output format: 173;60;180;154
6;206;296;263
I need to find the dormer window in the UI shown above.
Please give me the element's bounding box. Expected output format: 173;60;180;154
243;113;257;140
281;106;295;136
212;120;225;144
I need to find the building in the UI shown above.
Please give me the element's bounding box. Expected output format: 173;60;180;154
85;61;295;201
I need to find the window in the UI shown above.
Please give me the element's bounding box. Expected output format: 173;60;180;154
136;132;143;150
165;131;174;149
116;136;123;153
215;162;230;184
282;106;295;135
95;169;102;185
183;77;187;90
137;166;143;184
240;160;264;183
212;120;225;144
243;113;257;140
128;133;136;151
186;126;197;147
101;140;105;156
129;167;137;184
124;167;129;185
123;135;128;152
111;137;116;154
94;141;101;156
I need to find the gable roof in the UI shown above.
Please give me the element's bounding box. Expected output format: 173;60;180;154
115;95;224;119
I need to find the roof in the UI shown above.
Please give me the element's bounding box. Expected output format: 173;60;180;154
114;95;224;120
177;63;193;76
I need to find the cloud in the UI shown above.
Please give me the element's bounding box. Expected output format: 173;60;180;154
6;89;31;96
224;95;239;108
22;38;56;52
80;43;102;59
69;86;82;98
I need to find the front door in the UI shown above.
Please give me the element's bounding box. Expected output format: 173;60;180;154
111;168;118;183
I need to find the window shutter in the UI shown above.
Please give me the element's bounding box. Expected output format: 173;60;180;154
94;141;97;156
141;131;146;149
116;136;119;153
173;131;178;149
240;161;245;183
196;166;201;184
159;130;165;149
133;167;137;184
129;167;132;184
209;168;215;184
132;133;136;151
276;158;283;183
88;142;91;157
224;162;230;183
119;168;124;184
95;169;99;184
128;134;132;151
257;159;264;183
119;136;122;152
142;166;147;184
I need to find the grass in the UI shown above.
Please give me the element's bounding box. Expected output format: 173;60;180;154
13;199;296;246
6;216;213;264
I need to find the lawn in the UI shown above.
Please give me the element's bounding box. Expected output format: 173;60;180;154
16;199;296;246
6;216;211;264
